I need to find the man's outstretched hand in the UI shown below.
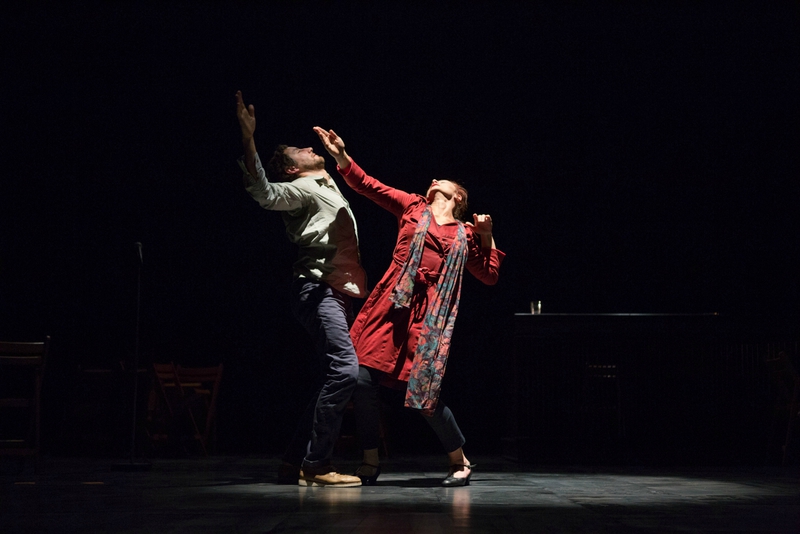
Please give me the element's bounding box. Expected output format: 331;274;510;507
313;126;350;168
236;91;255;139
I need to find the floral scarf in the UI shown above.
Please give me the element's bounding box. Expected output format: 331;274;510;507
389;204;468;414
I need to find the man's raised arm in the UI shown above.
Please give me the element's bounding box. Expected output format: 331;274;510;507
236;90;258;179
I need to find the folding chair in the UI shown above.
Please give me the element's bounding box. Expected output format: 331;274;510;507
175;364;223;456
147;362;223;456
0;336;50;461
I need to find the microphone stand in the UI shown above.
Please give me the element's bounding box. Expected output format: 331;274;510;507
113;242;151;471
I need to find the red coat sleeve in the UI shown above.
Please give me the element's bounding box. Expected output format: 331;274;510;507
465;226;505;285
338;159;416;217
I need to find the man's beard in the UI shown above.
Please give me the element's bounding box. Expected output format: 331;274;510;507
301;155;325;172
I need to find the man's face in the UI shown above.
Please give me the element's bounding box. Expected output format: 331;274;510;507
286;146;325;173
426;179;461;203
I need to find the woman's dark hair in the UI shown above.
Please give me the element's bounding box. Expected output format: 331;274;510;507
453;182;468;220
266;144;297;182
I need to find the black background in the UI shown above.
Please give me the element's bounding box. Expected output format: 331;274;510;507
1;1;798;458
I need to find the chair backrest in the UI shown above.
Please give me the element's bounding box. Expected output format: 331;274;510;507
0;338;50;399
175;365;223;391
153;362;178;383
0;338;50;361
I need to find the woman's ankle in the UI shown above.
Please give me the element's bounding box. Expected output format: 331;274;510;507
356;463;379;476
362;448;380;467
446;447;468;467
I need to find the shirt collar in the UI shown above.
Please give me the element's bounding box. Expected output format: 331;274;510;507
312;174;335;189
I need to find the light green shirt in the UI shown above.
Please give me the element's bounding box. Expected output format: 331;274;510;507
239;153;367;298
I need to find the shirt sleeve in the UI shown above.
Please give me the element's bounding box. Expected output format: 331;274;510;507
337;159;416;217
464;227;506;285
239;152;312;211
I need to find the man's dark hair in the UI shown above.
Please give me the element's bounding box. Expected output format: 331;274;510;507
266;144;297;182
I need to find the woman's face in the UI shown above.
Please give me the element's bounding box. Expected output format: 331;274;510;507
426;179;461;203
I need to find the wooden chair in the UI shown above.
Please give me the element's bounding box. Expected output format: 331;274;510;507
766;350;800;465
175;364;223;456
0;336;50;461
147;362;223;456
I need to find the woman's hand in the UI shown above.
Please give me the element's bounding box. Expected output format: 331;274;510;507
467;213;496;250
313;126;344;155
468;213;493;236
313;126;351;169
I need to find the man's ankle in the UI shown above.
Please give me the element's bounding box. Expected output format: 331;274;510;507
301;463;333;476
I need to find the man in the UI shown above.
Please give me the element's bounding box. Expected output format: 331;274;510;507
235;90;365;487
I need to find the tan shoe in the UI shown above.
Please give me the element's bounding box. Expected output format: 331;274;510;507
299;469;362;487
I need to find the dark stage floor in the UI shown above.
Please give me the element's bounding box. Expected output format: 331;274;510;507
2;455;798;533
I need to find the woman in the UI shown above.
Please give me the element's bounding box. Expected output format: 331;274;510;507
314;127;505;486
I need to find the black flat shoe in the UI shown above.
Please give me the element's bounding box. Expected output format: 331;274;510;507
355;463;381;486
441;463;476;487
